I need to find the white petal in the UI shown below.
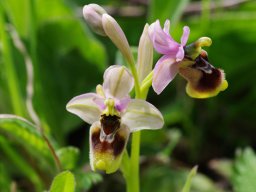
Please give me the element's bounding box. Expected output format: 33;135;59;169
66;93;101;124
103;65;134;99
122;99;164;132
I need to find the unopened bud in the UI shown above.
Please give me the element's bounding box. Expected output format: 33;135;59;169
83;4;107;36
137;24;153;83
102;14;134;65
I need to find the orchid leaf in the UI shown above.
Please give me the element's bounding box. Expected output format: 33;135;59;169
181;166;197;192
57;147;80;170
75;171;102;191
50;171;76;192
0;114;52;159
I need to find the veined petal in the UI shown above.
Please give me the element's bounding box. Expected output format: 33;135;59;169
103;65;134;99
163;20;170;34
89;121;129;174
66;93;101;124
176;46;185;62
122;99;164;132
152;55;179;94
115;96;131;112
148;20;179;55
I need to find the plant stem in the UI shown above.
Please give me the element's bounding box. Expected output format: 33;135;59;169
127;91;148;192
129;131;141;192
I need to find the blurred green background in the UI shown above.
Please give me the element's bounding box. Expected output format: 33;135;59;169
0;0;256;191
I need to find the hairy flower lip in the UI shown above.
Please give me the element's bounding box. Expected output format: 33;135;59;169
179;54;228;98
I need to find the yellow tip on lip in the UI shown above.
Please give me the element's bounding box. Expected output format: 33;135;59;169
95;160;106;170
186;80;228;99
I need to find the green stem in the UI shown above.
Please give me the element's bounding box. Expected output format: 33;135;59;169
126;91;148;192
128;131;141;192
127;59;141;98
140;71;153;98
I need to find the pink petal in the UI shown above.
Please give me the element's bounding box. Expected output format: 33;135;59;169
176;45;185;62
93;96;105;110
152;55;179;94
163;20;170;34
181;26;190;46
115;96;131;112
149;20;179;55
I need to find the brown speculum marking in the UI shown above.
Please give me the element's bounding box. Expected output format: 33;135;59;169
100;114;121;135
91;128;126;156
192;55;222;92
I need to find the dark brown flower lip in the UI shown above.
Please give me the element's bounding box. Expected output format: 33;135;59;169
195;67;222;92
192;55;222;92
180;53;224;93
91;126;126;157
193;55;214;74
100;114;121;135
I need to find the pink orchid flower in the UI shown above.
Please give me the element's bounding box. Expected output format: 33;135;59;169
148;20;190;95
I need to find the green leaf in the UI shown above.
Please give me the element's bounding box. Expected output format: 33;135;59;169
0;114;52;159
0;135;43;191
232;148;256;192
181;166;197;192
50;171;76;192
57;147;80;170
1;0;30;37
75;171;102;191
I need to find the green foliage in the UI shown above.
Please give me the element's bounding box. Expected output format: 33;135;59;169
0;162;12;191
232;148;256;192
1;0;256;191
0;114;52;158
0;135;43;191
50;171;76;192
75;171;103;191
181;166;197;192
57;147;80;170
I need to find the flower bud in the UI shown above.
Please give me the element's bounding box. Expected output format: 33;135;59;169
102;14;134;65
137;24;153;83
83;4;107;36
185;37;212;60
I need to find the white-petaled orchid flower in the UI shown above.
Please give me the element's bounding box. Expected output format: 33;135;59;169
66;65;164;174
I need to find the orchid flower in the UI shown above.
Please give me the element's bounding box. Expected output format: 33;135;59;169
149;20;228;98
66;65;164;173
